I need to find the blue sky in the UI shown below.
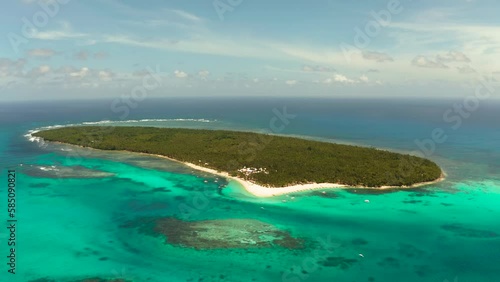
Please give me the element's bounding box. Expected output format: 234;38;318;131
1;0;499;100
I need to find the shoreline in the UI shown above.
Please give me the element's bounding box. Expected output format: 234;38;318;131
178;159;348;197
122;152;446;197
29;137;445;198
177;158;446;197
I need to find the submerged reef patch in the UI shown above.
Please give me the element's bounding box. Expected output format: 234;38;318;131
441;224;498;238
398;243;425;258
319;256;358;269
344;188;400;195
23;165;115;179
122;217;304;250
309;190;342;198
377;257;401;268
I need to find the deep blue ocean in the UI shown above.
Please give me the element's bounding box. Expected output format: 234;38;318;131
0;97;499;282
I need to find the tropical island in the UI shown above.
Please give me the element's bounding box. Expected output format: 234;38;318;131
33;126;443;197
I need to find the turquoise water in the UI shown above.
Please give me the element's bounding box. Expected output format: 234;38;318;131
0;98;499;282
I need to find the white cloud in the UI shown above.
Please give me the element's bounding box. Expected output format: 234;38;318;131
2;63;117;86
69;67;90;78
38;65;51;74
0;58;26;77
32;30;87;40
100;33;391;76
198;70;210;77
54;66;77;75
285;80;297;85
390;22;500;62
412;55;448;69
319;73;361;84
302;65;335;72
411;51;471;69
98;70;114;81
87;20;497;87
25;65;51;79
102;34;276;60
170;9;202;22
30;22;87;40
359;75;369;83
39;65;118;86
8;10;497;91
436;51;471;63
333;74;355;84
174;70;188;78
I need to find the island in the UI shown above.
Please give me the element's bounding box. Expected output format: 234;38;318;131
33;126;444;197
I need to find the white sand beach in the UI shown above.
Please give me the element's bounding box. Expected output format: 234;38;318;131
152;154;446;198
182;161;347;197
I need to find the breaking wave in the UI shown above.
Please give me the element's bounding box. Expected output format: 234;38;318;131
81;118;213;125
24;118;216;143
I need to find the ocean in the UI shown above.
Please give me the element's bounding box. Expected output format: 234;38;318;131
0;97;499;282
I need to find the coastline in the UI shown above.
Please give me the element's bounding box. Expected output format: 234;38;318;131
176;158;446;198
30;137;445;198
177;159;348;197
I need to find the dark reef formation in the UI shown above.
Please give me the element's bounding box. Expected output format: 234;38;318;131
122;216;304;250
319;256;358;269
23;165;114;179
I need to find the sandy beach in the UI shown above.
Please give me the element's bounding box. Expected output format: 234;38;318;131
182;161;348;197
149;154;445;198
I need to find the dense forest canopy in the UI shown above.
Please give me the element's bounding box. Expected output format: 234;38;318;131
34;126;442;187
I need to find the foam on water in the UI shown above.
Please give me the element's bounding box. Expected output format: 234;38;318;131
82;118;214;125
24;118;217;145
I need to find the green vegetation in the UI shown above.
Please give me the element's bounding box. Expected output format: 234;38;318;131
34;126;442;187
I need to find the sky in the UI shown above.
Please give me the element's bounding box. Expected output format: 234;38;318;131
0;0;499;101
